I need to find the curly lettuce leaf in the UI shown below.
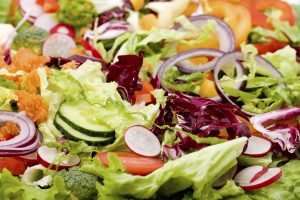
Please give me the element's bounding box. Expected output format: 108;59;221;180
0;169;69;200
82;137;247;199
263;46;299;78
162;66;203;94
238;153;273;168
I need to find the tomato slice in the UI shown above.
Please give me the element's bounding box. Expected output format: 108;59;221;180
245;0;296;29
254;38;287;54
96;152;164;176
0;157;28;175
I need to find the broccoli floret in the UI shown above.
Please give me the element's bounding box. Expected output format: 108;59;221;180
56;166;98;200
11;26;49;55
57;0;96;27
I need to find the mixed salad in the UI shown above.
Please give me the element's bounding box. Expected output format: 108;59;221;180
0;0;300;199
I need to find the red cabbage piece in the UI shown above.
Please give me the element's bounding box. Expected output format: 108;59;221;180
169;94;250;139
162;144;184;160
46;54;106;69
107;55;143;97
251;108;300;153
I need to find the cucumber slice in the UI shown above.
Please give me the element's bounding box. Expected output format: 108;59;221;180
54;115;115;145
58;101;114;137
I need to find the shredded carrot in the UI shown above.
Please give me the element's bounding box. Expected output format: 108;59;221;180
20;70;41;94
16;91;48;124
0;122;20;141
9;48;49;73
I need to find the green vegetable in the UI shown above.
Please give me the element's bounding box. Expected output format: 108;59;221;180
0;86;17;111
262;46;299;78
56;166;98;200
81;137;247;199
238;153;273;168
248;19;300;46
162;66;203;94
0;169;68;200
10;10;31;32
11;26;49;55
0;0;11;23
0;77;18;90
57;0;96;27
221;44;300;113
229;160;300;200
38;68;65;143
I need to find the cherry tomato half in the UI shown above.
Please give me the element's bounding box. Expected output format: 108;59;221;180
96;152;164;176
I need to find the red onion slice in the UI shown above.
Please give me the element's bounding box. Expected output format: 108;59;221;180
214;51;284;116
173;15;236;72
250;108;300;153
84;20;131;41
0;111;36;148
0;131;42;156
157;48;224;89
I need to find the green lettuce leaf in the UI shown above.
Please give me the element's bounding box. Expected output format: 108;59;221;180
37;68;64;143
81;137;247;199
238;153;273;168
0;0;11;23
0;87;16;111
0;169;69;200
263;46;299;78
162;66;203;94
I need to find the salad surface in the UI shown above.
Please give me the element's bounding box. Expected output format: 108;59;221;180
0;0;300;200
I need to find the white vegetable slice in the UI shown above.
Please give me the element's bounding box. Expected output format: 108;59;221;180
43;33;76;58
37;146;80;170
125;126;161;157
20;0;44;22
234;166;282;191
234;166;268;186
34;14;59;31
243;136;272;157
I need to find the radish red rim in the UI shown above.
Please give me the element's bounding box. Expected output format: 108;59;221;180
37;146;80;170
124;126;161;157
243;136;272;157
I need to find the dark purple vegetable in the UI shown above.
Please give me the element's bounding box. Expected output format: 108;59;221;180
214;51;284;116
107;55;143;97
250;108;300;153
169;94;250;139
45;54;107;69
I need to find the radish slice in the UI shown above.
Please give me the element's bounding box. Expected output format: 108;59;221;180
124;126;161;157
234;166;282;191
37;146;80;170
43;33;76;58
19;152;38;166
20;0;44;23
234;166;268;186
81;38;102;59
50;24;76;38
34;14;59;31
243;136;272;157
